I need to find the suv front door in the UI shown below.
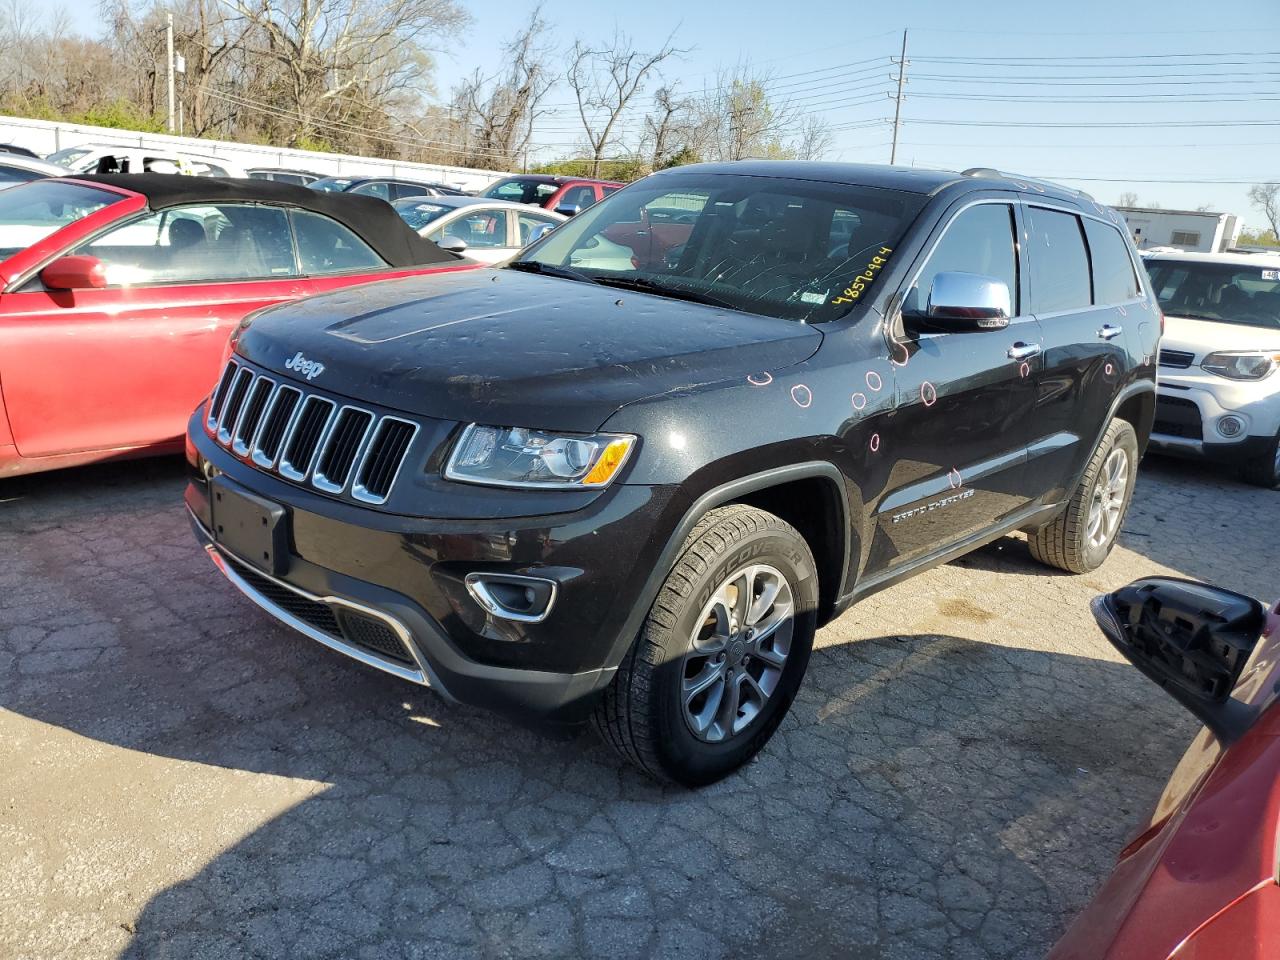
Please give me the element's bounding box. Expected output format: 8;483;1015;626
871;195;1043;571
1021;204;1139;502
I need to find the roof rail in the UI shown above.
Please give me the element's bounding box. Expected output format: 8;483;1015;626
960;167;1002;178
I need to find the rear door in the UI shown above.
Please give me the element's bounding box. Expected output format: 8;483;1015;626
0;203;304;458
1022;205;1139;502
873;195;1043;571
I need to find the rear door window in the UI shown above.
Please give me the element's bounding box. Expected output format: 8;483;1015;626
1027;207;1092;315
1084;219;1140;305
291;209;386;274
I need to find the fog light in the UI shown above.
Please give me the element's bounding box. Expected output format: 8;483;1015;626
465;573;558;624
1217;415;1245;438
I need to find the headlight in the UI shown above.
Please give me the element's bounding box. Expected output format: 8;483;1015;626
444;424;636;489
1200;351;1280;381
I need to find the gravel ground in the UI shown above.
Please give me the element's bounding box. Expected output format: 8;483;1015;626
0;453;1274;960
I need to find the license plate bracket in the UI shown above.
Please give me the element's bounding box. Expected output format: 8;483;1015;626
210;476;289;576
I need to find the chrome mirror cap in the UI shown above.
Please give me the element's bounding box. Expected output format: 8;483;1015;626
927;272;1012;329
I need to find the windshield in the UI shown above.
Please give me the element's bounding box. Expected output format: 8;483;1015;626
308;177;354;192
512;172;927;321
483;178;560;204
45;147;93;168
392;198;453;231
0;180;121;264
1145;258;1280;330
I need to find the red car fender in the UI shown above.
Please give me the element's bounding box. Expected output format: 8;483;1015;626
1051;603;1280;960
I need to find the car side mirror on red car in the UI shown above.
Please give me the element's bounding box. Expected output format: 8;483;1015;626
40;255;109;291
1092;577;1269;744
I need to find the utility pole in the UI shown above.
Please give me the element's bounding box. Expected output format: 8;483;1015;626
165;13;176;134
889;29;908;165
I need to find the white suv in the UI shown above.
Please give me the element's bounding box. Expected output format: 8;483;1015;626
1144;251;1280;487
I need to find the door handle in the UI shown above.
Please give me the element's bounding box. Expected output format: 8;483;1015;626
1007;342;1042;361
1098;324;1123;340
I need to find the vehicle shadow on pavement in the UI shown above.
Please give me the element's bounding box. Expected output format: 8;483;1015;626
1;462;1198;960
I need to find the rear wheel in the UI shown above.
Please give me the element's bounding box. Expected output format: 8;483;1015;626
592;505;818;786
1239;432;1280;489
1028;418;1139;574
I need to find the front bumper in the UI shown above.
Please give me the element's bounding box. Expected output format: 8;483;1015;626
186;412;680;727
1149;372;1279;464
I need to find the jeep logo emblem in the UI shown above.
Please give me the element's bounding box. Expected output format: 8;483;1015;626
285;351;325;381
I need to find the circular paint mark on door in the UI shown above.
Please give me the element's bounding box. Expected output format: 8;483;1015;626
851;392;867;411
1019;361;1030;379
790;384;813;408
747;372;773;387
948;467;963;490
920;381;937;407
865;370;883;392
869;433;881;453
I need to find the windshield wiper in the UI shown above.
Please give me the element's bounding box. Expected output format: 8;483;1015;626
589;275;741;311
506;260;598;284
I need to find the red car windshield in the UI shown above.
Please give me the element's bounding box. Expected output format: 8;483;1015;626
0;180;121;264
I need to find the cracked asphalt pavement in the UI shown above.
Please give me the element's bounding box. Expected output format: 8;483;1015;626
1;453;1275;960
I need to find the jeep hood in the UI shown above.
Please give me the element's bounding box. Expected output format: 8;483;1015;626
235;269;823;432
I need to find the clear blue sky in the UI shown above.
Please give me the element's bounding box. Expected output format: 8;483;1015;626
53;0;1280;229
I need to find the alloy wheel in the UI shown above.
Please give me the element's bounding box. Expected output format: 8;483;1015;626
1087;447;1129;549
680;563;794;743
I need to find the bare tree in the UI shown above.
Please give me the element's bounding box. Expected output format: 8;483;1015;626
794;114;833;161
1116;191;1139;208
567;31;681;178
1248;182;1280;237
220;0;467;147
642;84;697;171
450;8;553;170
696;67;794;162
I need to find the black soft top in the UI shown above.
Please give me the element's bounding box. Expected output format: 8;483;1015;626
72;173;458;267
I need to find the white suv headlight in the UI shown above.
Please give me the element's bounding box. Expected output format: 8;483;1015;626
1200;351;1280;381
445;424;636;489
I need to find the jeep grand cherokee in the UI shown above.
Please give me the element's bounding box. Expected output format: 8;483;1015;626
185;162;1159;786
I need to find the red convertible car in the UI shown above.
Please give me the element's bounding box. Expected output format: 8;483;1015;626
0;174;474;478
1051;577;1280;959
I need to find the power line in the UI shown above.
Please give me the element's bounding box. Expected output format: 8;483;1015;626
906;117;1280;128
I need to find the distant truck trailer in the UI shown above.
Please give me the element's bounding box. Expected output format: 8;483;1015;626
1116;206;1241;253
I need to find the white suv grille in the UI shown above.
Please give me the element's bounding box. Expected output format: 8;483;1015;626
205;358;418;504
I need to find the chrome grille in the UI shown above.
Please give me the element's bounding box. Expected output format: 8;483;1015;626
205;359;419;504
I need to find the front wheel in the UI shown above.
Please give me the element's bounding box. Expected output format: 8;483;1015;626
592;505;818;786
1028;418;1139;574
1239;432;1280;489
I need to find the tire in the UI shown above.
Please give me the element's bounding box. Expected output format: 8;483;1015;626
592;504;819;787
1239;432;1280;489
1027;418;1139;574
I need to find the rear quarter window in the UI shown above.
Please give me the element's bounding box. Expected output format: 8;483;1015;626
1084;219;1140;305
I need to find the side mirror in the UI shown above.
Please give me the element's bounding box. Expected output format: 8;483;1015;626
435;236;468;254
523;223;555;245
554;204;581;218
1092;577;1269;744
40;255;108;291
907;272;1011;333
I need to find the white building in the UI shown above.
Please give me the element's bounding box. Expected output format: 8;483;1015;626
1116;206;1242;254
